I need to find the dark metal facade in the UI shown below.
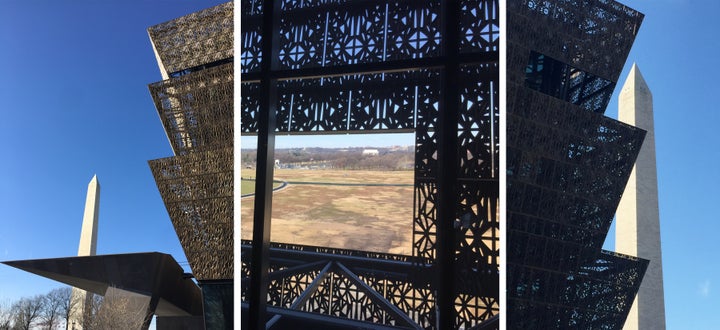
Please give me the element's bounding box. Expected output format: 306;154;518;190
241;0;499;329
147;2;234;329
506;1;648;328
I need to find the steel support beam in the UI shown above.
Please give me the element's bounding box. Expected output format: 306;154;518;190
240;52;498;83
247;0;280;329
240;260;327;288
242;304;405;330
436;0;461;328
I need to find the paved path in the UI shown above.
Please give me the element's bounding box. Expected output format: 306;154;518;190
240;178;288;198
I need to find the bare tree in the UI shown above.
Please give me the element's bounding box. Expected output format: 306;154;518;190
0;300;13;330
80;294;101;330
83;290;149;330
37;288;71;330
10;295;44;330
52;287;79;330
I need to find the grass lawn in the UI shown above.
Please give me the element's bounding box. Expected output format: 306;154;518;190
240;169;414;254
240;179;283;195
241;179;256;195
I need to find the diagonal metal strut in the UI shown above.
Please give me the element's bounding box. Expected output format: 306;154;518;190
266;261;333;329
334;262;423;330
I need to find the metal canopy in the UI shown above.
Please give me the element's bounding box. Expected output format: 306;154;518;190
2;252;203;317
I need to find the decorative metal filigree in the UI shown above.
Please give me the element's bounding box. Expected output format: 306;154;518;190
149;63;233;155
148;2;233;76
524;51;615;113
240;0;499;76
149;147;233;280
241;241;438;329
240;26;262;73
459;0;499;53
148;2;233;283
507;252;648;329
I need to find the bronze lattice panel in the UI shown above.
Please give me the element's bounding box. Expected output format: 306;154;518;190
149;147;232;280
148;2;233;75
148;2;233;283
149;62;232;155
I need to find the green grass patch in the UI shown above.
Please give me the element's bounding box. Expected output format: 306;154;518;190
241;179;256;195
240;179;283;195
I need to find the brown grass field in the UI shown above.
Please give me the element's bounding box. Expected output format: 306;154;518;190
240;169;414;255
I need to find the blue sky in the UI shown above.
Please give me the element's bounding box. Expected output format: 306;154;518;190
0;0;225;305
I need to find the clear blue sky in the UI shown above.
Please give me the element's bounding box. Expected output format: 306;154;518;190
0;0;225;305
600;1;720;329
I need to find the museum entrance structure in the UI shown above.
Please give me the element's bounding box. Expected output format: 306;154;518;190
241;0;500;329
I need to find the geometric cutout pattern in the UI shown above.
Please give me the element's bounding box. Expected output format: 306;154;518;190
240;0;499;73
460;0;499;53
149;63;233;155
241;242;497;329
148;3;234;282
149;147;233;280
148;2;233;75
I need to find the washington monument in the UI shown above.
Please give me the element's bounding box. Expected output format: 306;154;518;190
616;64;666;330
69;175;100;329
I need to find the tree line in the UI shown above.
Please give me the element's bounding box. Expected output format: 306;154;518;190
242;147;414;171
0;287;147;330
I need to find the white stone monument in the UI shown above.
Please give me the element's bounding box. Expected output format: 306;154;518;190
616;64;666;330
69;175;100;330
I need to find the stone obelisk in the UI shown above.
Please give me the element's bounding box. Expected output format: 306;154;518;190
69;175;100;330
616;64;666;330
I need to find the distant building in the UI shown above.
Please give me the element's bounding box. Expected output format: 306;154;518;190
362;149;379;156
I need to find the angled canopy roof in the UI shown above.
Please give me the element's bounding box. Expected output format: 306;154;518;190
2;252;202;317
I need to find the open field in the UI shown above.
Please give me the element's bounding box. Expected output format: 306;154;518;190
240;169;414;255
